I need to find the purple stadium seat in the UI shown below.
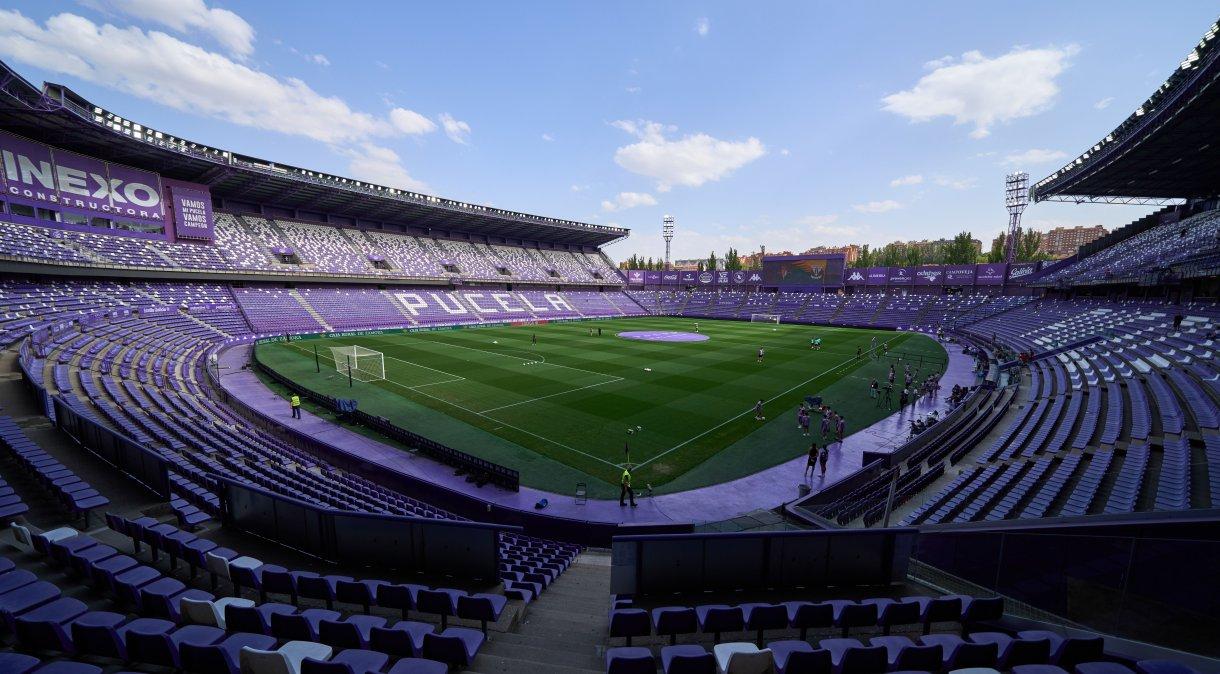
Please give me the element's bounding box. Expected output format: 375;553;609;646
768;640;832;674
317;614;387;649
740;603;789;646
422;627;485;667
868;636;943;672
862;598;922;635
376;583;425;620
13;597;89;652
70;611;130;659
0;652;41;673
385;658;448;674
606;646;656;674
1136;660;1201;674
225;602;296;635
456;593;507;635
969;632;1052;668
300;648;390;674
296;574;353;611
661;644;716;674
1018;631;1106;670
695;604;744;643
919;634;998;670
368;620;434;658
271;608;341;641
826;601;878;638
414;588;465;629
335;579;387;613
126;622;224;669
820;638;888;674
652;606;699;645
1076;664;1136;674
180;631;277;674
27;663;102;674
609;607;651;646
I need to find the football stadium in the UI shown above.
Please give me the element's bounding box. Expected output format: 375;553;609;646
0;3;1217;673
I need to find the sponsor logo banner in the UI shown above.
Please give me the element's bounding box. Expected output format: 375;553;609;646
844;269;868;285
915;265;943;285
975;263;1008;285
644;270;662;285
732;270;747;284
661;271;679;284
1006;261;1041;283
887;266;915;285
866;267;890;285
716;271;730;285
680;271;697;284
0;129;165;223
944;264;976;285
626;269;645;284
697;271;714;285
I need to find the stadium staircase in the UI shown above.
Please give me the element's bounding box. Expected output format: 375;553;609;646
795;292;817;318
287;289;335;332
381;291;421;325
865;294;891;325
826;295;848;323
472;551;609;674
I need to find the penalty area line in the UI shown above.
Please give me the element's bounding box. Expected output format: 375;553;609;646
633;333;906;470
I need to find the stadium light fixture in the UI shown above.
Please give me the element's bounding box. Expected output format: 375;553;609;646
1004;172;1029;264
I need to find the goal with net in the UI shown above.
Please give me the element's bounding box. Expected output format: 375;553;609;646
749;314;781;325
327;345;386;382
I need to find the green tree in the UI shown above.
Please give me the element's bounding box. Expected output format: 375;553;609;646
904;245;922;267
725;248;742;271
706;251;718;271
1017;229;1046;262
987;233;1007;263
880;243;903;267
944;231;978;264
853;245;871;268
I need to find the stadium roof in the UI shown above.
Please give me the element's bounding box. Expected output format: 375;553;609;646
0;60;628;247
1032;18;1220;204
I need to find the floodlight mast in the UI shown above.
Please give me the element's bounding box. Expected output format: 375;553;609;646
662;215;675;270
1004;172;1029;264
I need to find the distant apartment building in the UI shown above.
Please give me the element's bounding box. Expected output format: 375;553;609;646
801;244;860;265
1039;225;1108;258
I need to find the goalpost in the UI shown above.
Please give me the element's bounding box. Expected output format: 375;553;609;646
750;313;781;325
327;345;386;382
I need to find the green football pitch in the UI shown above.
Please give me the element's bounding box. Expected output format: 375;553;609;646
255;317;947;498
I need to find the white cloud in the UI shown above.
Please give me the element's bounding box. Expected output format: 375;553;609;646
570;184;589;192
541;133;554;142
779;148;790;156
0;10;410;145
439;113;471;144
601;191;657;212
890;174;923;187
343;143;427;192
795;214;859;236
102;0;255;56
883;45;1079;138
611;119;766;192
853;200;902;214
932;175;977;190
625;86;641;94
389;108;437;135
374;60;389;70
0;9;447;196
1094;96;1114;110
1002;148;1068;166
923;55;954;70
694;17;710;37
308;53;330;66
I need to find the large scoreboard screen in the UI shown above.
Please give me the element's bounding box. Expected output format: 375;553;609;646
762;254;846;287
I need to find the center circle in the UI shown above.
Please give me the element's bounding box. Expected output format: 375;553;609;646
617;330;710;343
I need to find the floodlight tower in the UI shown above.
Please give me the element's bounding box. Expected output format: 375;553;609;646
1004;172;1029;264
662;215;675;270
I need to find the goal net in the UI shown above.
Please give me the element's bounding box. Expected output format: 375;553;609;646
328;345;386;382
750;313;781;324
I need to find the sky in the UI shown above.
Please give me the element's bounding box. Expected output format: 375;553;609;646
0;1;1216;263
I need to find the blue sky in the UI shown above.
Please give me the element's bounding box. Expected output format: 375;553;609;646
1;1;1215;262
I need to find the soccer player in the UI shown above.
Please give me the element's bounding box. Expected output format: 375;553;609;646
869;378;878;400
757;347;765;363
818;445;829;477
805;441;819;479
813;337;823;350
800;411;811;437
695;322;700;333
836;415;846;443
531;333;537;346
754;399;765;421
883;383;894;409
810;336;816;350
856;345;862;360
